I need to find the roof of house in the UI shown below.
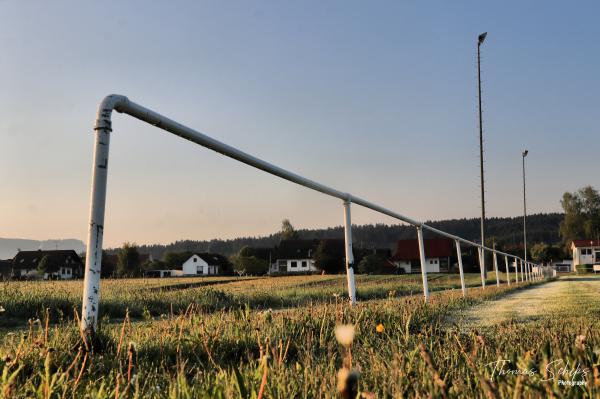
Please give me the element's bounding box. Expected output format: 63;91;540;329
12;250;83;272
354;247;392;259
191;253;231;267
571;240;600;248
250;247;276;261
390;238;453;261
276;239;320;259
276;239;346;260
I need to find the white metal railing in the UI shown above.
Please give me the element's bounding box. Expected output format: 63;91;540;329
80;94;546;333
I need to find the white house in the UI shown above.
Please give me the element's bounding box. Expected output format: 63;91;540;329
180;253;229;276
269;239;325;274
390;239;453;274
571;240;600;267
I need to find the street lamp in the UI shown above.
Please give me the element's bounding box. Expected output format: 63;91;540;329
477;32;488;277
522;150;529;266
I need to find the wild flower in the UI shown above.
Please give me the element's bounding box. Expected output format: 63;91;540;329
0;305;5;313
128;341;137;352
335;325;355;347
376;323;384;333
575;334;586;350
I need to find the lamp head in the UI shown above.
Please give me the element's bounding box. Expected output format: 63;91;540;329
478;32;487;45
522;150;529;157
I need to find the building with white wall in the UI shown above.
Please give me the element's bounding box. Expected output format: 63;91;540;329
390;238;453;274
179;253;230;276
269;239;322;274
571;240;600;267
12;250;83;279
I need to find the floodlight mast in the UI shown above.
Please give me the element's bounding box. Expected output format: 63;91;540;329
477;32;487;279
81;94;539;334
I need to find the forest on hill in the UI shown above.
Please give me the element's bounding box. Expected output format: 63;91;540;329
119;213;564;260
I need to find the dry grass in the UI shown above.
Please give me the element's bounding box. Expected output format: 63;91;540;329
0;274;597;397
0;272;509;326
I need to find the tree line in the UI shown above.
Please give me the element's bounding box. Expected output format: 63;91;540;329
102;185;600;276
107;214;565;260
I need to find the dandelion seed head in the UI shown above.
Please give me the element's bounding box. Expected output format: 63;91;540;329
335;324;355;346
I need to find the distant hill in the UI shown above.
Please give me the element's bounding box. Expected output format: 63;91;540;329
0;238;85;260
119;213;564;260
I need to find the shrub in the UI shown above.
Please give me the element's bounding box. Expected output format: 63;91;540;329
576;264;593;274
357;254;387;274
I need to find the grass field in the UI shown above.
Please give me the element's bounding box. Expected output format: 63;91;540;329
0;272;509;327
0;273;598;397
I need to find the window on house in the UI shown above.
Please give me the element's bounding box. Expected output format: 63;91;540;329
290;261;297;268
197;266;203;274
302;261;307;267
278;260;287;267
194;257;197;262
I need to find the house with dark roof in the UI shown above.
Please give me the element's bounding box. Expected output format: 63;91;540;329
270;239;348;274
0;259;12;279
270;239;320;274
390;238;453;274
571;240;600;268
178;253;231;276
12;250;83;279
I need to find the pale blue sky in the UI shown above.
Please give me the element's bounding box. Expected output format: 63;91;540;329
1;1;598;246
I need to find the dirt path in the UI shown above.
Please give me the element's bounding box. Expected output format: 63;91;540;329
449;275;600;330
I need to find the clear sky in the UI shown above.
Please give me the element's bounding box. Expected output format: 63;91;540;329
1;1;598;247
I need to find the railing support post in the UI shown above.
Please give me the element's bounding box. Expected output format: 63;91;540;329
343;200;357;305
493;252;500;287
455;240;466;297
81;117;112;334
416;226;430;302
478;247;486;289
504;255;510;286
519;259;524;282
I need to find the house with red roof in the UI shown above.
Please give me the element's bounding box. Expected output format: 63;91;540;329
390;238;453;274
571;239;600;267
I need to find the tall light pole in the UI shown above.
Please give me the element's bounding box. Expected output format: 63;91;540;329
477;32;488;276
522;150;529;264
